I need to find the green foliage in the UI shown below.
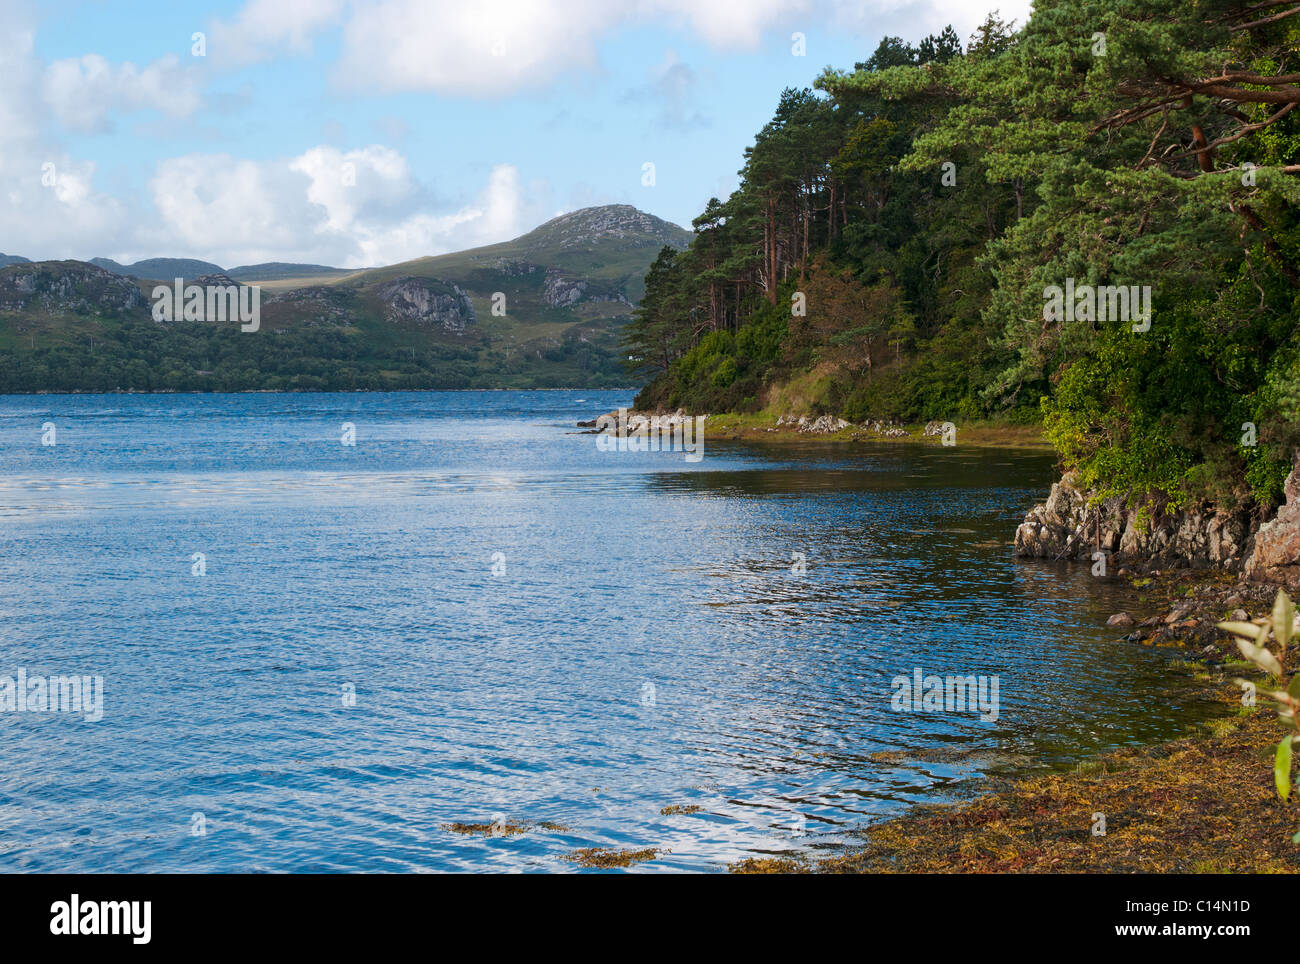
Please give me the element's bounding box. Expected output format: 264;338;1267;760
0;314;631;392
1221;591;1299;829
631;0;1300;524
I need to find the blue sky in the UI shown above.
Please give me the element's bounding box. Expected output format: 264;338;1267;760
2;0;1031;267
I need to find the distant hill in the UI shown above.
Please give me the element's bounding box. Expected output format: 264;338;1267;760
347;204;692;303
0;204;691;392
227;262;353;282
91;257;225;280
0;253;31;267
88;257;351;283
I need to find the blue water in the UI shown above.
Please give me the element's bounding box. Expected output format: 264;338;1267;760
0;391;1218;872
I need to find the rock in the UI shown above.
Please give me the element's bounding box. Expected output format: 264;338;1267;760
801;415;850;434
774;414;850;434
859;419;908;438
1014;471;1251;570
1245;450;1300;581
1107;612;1135;628
0;260;147;316
1231;608;1249;621
376;277;475;332
543;269;587;307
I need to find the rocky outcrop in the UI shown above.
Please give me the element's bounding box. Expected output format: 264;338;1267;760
543;269;587;307
1245;451;1300;583
376;277;475;332
1014;472;1253;571
776;414;851;433
0;261;146;315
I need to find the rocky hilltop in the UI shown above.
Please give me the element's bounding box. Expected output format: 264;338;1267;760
0;261;145;316
524;204;690;250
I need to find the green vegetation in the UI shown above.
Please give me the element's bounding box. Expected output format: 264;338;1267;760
627;0;1300;512
0;311;628;392
0;205;689;392
1219;589;1300;837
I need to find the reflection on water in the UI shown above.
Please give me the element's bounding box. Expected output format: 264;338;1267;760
0;391;1218;872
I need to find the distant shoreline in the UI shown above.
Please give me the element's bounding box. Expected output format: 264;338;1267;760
0;386;641;397
580;409;1053;451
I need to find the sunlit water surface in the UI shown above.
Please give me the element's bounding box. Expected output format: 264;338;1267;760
0;391;1219;872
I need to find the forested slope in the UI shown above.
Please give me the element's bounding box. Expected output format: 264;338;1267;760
627;0;1300;513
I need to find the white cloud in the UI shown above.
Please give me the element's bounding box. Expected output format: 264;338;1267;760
0;7;129;258
621;48;711;132
335;0;617;96
43;53;202;133
829;0;1035;41
148;148;537;267
208;0;346;67
329;0;801;95
315;0;1021;95
651;0;805;48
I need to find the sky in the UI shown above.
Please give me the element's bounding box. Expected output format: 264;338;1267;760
0;0;1033;268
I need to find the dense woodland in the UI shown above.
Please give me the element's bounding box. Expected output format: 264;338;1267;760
626;0;1300;512
0;317;625;393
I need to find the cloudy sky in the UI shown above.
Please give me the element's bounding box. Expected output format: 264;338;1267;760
1;0;1032;268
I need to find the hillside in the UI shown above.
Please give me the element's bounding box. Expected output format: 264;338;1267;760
628;3;1300;516
87;256;353;283
0;205;689;392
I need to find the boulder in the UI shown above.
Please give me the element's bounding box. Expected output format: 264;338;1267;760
1245;450;1300;580
1014;472;1251;570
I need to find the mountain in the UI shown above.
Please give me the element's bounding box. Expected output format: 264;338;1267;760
0;254;30;267
345;204;692;303
227;263;353;282
0;204;690;393
88;257;352;283
90;257;226;279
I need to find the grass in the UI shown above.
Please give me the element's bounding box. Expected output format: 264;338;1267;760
699;412;1051;449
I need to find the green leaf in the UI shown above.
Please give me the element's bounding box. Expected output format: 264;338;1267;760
1276;736;1294;803
1217;621;1264;639
1237;638;1284;676
1293;830;1300;845
1289;675;1300;700
1274;591;1295;647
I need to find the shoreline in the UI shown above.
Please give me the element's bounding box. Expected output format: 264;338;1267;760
581;409;1054;451
733;569;1300;874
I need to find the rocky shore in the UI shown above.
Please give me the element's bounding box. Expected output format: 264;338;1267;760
1014;451;1300;591
733;451;1300;873
576;410;1044;446
572;409;1300;871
